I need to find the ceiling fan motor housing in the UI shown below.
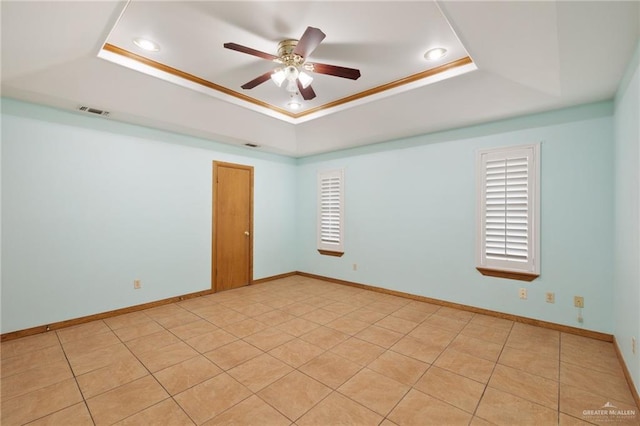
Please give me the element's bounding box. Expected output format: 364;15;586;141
277;39;305;66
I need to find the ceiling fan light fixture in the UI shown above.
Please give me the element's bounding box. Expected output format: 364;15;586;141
284;65;299;81
133;37;160;52
298;71;313;89
424;47;447;61
287;99;302;110
271;68;285;87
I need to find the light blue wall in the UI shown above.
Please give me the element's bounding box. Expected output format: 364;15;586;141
297;103;615;333
613;42;640;395
1;99;297;333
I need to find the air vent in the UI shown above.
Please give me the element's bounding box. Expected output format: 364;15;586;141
244;143;259;148
78;106;110;117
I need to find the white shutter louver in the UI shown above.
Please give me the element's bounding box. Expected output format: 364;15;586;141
477;144;539;277
317;169;345;253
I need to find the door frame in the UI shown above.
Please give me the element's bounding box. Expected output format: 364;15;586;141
212;161;254;292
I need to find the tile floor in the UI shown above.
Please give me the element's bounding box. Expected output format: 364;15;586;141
1;276;638;425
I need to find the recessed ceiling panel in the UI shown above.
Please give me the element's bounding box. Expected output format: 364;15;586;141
100;0;476;122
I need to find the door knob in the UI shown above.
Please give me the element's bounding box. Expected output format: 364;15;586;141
244;231;250;236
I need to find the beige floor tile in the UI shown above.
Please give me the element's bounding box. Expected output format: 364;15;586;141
76;357;148;399
436;306;475;322
469;416;496;426
405;300;441;314
86;375;169;425
330;337;386;366
174;373;252;424
423;314;469;333
112;321;164;342
67;342;133;376
103;311;150;330
434;348;495;384
154;355;222;395
366;301;403;314
323;301;358;315
448;334;504;362
243;326;295;351
355;325;403;348
27;402;94;425
560;361;635;404
498;345;559;381
475;387;557;426
297;391;383;426
223;317;269;338
137;341;199;373
169;319;218;340
303;296;335;308
281;302;317;316
205;308;248;327
269;338;325;368
258;371;332;421
561;334;624;378
325;317;369;335
185;328;237;353
227;353;293;392
409;323;457;346
61;331;121;360
144;304;187;320
338;368;409;416
558;412;598;425
230;302;275;317
276;317;320;336
367;350;429;386
300;326;350;350
489;364;558;409
390;306;432;323
390;335;447;364
56;320;111;343
469;314;514;330
414;366;486;413
153;310;200;330
203;395;289;426
126;329;181;355
114;398;194;425
1;359;73;400
388;388;472;426
253;309;297;326
299;352;362;389
343;308;388;324
302;308;343;325
261;297;296;309
204;340;263;370
461;322;511;345
1;332;60;360
1;378;83;425
559;382;639;424
1;344;67;378
375;314;419;334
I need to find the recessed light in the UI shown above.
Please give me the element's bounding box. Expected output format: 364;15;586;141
424;47;447;61
133;37;160;52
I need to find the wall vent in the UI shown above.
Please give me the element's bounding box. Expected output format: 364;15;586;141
78;106;110;117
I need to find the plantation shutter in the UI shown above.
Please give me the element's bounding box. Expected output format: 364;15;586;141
477;144;539;276
485;155;530;262
317;169;344;253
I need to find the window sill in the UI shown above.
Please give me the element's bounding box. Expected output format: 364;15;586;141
318;249;344;257
476;267;539;282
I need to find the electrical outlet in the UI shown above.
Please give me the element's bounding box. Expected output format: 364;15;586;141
545;292;555;303
134;279;141;289
574;296;584;308
519;288;527;299
353;264;357;271
633;337;637;355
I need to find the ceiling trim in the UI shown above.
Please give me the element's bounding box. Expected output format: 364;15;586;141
101;43;474;123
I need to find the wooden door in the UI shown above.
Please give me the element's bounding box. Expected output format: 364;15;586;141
212;162;253;292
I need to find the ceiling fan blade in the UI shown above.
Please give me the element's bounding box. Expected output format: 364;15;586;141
224;42;278;61
241;71;273;89
293;27;326;58
308;62;361;80
297;80;316;100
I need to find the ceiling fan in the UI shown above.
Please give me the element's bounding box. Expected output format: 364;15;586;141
224;26;361;103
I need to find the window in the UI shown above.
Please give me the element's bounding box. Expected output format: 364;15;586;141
317;168;345;256
476;143;540;281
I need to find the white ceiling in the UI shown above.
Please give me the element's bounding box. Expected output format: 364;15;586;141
1;1;638;157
